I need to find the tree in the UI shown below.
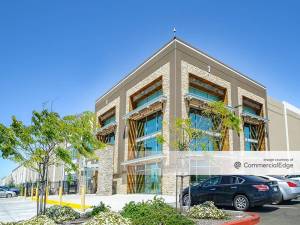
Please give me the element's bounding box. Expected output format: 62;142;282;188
157;101;241;211
0;110;104;215
158;101;241;151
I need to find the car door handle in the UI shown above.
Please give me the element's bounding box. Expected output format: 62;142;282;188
209;188;216;191
230;186;237;189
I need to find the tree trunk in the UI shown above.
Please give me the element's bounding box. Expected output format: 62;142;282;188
43;165;49;214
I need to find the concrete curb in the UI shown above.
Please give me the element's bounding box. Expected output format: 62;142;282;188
31;197;91;210
222;213;260;225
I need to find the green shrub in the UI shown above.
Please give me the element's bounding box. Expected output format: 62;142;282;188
121;197;194;225
187;201;228;220
84;211;131;225
45;205;80;223
90;202;110;216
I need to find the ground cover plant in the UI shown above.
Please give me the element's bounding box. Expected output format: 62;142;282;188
0;215;56;225
187;201;229;220
83;211;132;225
45;205;80;223
121;197;195;225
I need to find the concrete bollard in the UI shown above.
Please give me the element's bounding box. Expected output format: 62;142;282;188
59;186;63;206
45;186;49;202
80;185;85;212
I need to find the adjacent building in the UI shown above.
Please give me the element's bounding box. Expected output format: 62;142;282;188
268;97;300;151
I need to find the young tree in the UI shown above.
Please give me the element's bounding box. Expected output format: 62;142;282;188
0;110;104;215
157;101;241;211
157;101;241;151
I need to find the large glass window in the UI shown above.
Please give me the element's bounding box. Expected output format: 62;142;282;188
136;89;163;108
189;87;220;102
135;163;161;194
102;115;116;126
244;123;258;151
137;112;162;138
189;109;217;151
136;137;162;158
243;106;258;115
135;112;162;158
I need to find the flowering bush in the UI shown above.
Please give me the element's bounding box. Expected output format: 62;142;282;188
0;215;55;225
187;201;228;220
18;215;56;225
84;211;131;225
121;197;194;225
45;205;80;223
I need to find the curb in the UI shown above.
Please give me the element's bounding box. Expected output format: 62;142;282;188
222;213;260;225
31;197;91;210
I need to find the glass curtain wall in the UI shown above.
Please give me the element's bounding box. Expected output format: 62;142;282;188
136;112;162;158
135;163;161;194
189;108;219;151
243;104;260;151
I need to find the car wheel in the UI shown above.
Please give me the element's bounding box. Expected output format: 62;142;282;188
182;194;191;206
233;195;249;211
6;193;12;198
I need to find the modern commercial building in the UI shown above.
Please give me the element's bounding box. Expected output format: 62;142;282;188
94;38;270;196
2;38;300;196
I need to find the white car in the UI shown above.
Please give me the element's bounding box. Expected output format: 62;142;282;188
286;175;300;186
0;188;16;198
259;175;300;203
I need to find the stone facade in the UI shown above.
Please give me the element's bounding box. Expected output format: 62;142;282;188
96;146;114;195
96;97;120;174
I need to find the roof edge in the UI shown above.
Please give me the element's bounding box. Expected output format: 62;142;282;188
175;38;266;89
95;37;266;104
95;38;175;104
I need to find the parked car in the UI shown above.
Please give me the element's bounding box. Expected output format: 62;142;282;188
285;175;300;186
181;175;281;211
0;188;17;198
259;175;300;202
0;186;20;195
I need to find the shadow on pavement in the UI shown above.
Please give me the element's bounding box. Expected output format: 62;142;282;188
279;199;300;205
248;205;279;213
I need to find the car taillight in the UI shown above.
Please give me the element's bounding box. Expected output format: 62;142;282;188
287;181;297;187
253;184;269;191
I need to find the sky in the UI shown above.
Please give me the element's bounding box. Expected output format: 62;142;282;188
0;0;300;179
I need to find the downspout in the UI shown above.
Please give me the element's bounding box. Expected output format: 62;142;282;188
283;101;290;151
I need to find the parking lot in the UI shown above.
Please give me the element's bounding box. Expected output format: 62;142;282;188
250;199;300;225
0;197;36;222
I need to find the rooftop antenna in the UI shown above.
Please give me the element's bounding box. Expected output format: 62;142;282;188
173;27;176;39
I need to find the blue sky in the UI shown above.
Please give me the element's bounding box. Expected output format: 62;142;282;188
0;0;300;179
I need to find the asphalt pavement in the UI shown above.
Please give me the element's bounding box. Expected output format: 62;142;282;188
249;198;300;225
0;197;36;222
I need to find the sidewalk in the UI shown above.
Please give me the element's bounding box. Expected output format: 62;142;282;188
48;194;176;211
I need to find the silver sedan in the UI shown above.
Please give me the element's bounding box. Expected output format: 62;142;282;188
259;175;300;203
0;188;16;198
